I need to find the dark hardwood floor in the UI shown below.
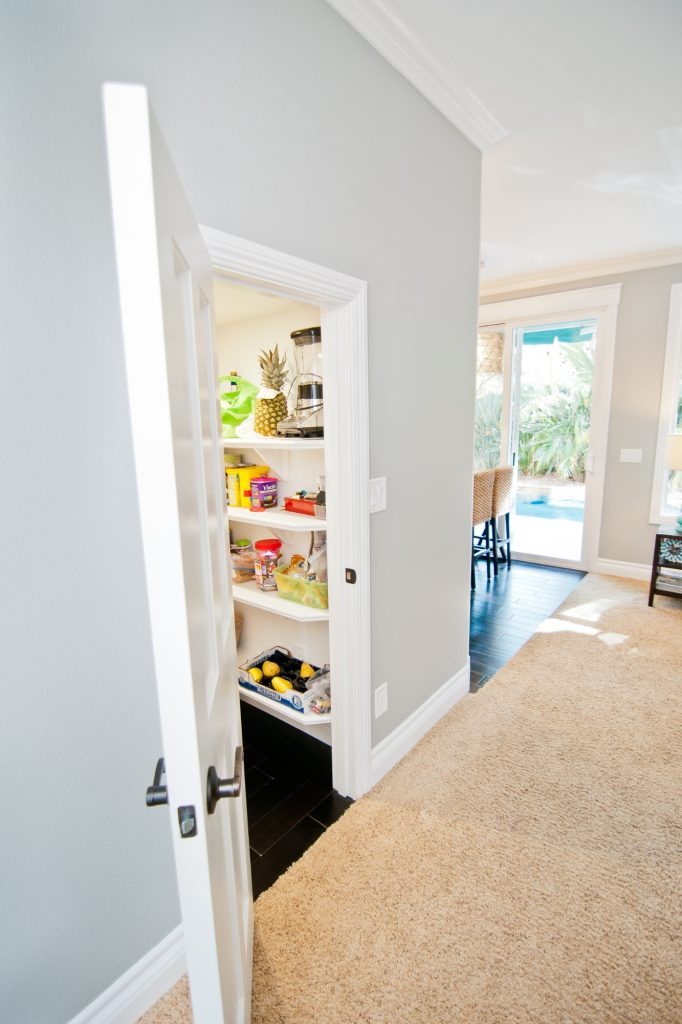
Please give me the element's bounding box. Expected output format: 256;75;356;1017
470;558;584;690
243;559;585;897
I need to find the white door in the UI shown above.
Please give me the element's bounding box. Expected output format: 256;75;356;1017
103;83;252;1023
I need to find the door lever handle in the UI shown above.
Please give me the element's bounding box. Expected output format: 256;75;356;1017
206;747;243;814
146;757;168;807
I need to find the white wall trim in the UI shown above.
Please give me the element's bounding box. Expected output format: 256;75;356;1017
202;226;372;800
595;558;651;582
480;248;682;298
370;662;470;788
68;927;185;1024
324;0;506;150
649;284;682;524
479;283;622;327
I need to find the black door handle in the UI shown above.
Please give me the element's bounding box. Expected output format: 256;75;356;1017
146;757;168;807
206;747;243;814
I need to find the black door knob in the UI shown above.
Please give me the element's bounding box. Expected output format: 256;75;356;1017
206;747;243;814
146;757;168;807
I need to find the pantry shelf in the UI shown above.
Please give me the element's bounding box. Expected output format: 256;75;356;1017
223;437;324;452
237;685;332;742
232;582;329;622
226;506;327;532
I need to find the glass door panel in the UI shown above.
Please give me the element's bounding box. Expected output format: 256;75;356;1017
474;328;505;470
512;318;596;563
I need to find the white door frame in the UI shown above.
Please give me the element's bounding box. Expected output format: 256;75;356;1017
201;226;371;799
480;283;621;572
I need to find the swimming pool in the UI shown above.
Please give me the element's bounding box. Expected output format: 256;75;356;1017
516;495;584;522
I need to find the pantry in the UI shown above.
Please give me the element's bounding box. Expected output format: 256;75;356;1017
204;226;372;799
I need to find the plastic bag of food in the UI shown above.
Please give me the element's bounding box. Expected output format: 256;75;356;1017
219;375;258;438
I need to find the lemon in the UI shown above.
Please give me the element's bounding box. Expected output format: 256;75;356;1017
299;663;315;680
271;676;293;693
248;667;263;683
261;661;280;678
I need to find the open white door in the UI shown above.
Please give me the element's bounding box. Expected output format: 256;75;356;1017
103;83;252;1023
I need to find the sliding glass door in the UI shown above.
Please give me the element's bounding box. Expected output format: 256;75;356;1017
475;317;598;568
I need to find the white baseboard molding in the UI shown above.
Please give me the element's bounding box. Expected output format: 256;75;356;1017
68;925;185;1024
595;558;651;582
370;661;470;788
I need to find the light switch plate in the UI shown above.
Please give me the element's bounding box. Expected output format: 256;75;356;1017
620;448;642;463
374;682;388;718
369;477;387;514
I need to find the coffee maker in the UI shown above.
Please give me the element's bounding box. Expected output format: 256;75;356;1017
276;326;324;438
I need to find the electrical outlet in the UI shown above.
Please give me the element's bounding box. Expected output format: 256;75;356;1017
374;682;388;718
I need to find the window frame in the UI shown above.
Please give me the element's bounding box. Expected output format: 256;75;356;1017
650;283;682;524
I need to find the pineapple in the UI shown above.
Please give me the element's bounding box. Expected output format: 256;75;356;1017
254;345;289;436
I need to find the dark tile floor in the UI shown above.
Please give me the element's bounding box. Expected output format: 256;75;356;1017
243;559;585;897
469;558;584;690
241;703;351;899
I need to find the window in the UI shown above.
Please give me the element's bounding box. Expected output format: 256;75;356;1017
650;284;682;523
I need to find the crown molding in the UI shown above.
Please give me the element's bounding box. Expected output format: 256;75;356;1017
325;0;507;151
480;248;682;299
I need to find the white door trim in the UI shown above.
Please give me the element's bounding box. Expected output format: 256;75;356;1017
201;226;371;799
480;284;621;572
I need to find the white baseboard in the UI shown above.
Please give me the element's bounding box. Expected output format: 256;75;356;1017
370;661;470;788
68;925;185;1024
595;558;651;582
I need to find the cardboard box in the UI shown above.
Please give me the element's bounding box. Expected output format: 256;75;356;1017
238;646;320;714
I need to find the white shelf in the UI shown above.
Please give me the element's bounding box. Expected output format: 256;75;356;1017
227;506;326;532
232;582;329;622
223;437;324;451
238;685;332;742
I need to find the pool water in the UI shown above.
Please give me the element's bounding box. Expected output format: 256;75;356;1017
516;495;584;522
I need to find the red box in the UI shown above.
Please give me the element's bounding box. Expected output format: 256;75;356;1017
284;495;317;516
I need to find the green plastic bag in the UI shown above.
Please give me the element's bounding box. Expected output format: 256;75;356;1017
219;375;258;438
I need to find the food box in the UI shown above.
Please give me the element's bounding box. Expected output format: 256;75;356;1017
273;568;328;609
238;647;321;714
284;495;317;516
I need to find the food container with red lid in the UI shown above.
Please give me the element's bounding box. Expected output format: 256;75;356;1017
253;538;282;590
250;476;278;512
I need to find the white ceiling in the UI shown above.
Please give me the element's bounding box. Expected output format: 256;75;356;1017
327;0;682;289
213;279;315;326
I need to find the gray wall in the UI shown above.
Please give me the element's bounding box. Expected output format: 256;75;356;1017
1;2;480;1021
482;262;682;566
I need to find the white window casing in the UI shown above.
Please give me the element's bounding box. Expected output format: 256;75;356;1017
650;284;682;524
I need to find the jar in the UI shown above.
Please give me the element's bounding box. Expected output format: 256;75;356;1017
254;538;283;591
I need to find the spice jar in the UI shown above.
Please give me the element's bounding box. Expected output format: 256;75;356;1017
254;538;283;591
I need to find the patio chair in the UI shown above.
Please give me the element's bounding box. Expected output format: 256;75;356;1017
492;465;514;571
471;469;496;589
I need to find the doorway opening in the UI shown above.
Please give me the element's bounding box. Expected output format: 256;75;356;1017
203;226;372;801
511;317;596;562
477;284;621;572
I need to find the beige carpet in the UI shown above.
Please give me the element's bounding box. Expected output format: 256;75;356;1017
140;574;682;1024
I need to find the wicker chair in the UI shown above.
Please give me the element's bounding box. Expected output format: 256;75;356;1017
492;465;514;571
471;469;496;589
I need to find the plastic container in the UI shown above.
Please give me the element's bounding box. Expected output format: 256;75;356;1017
230;539;255;583
273;568;329;609
250;476;278;511
238;465;269;508
254;538;283;591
